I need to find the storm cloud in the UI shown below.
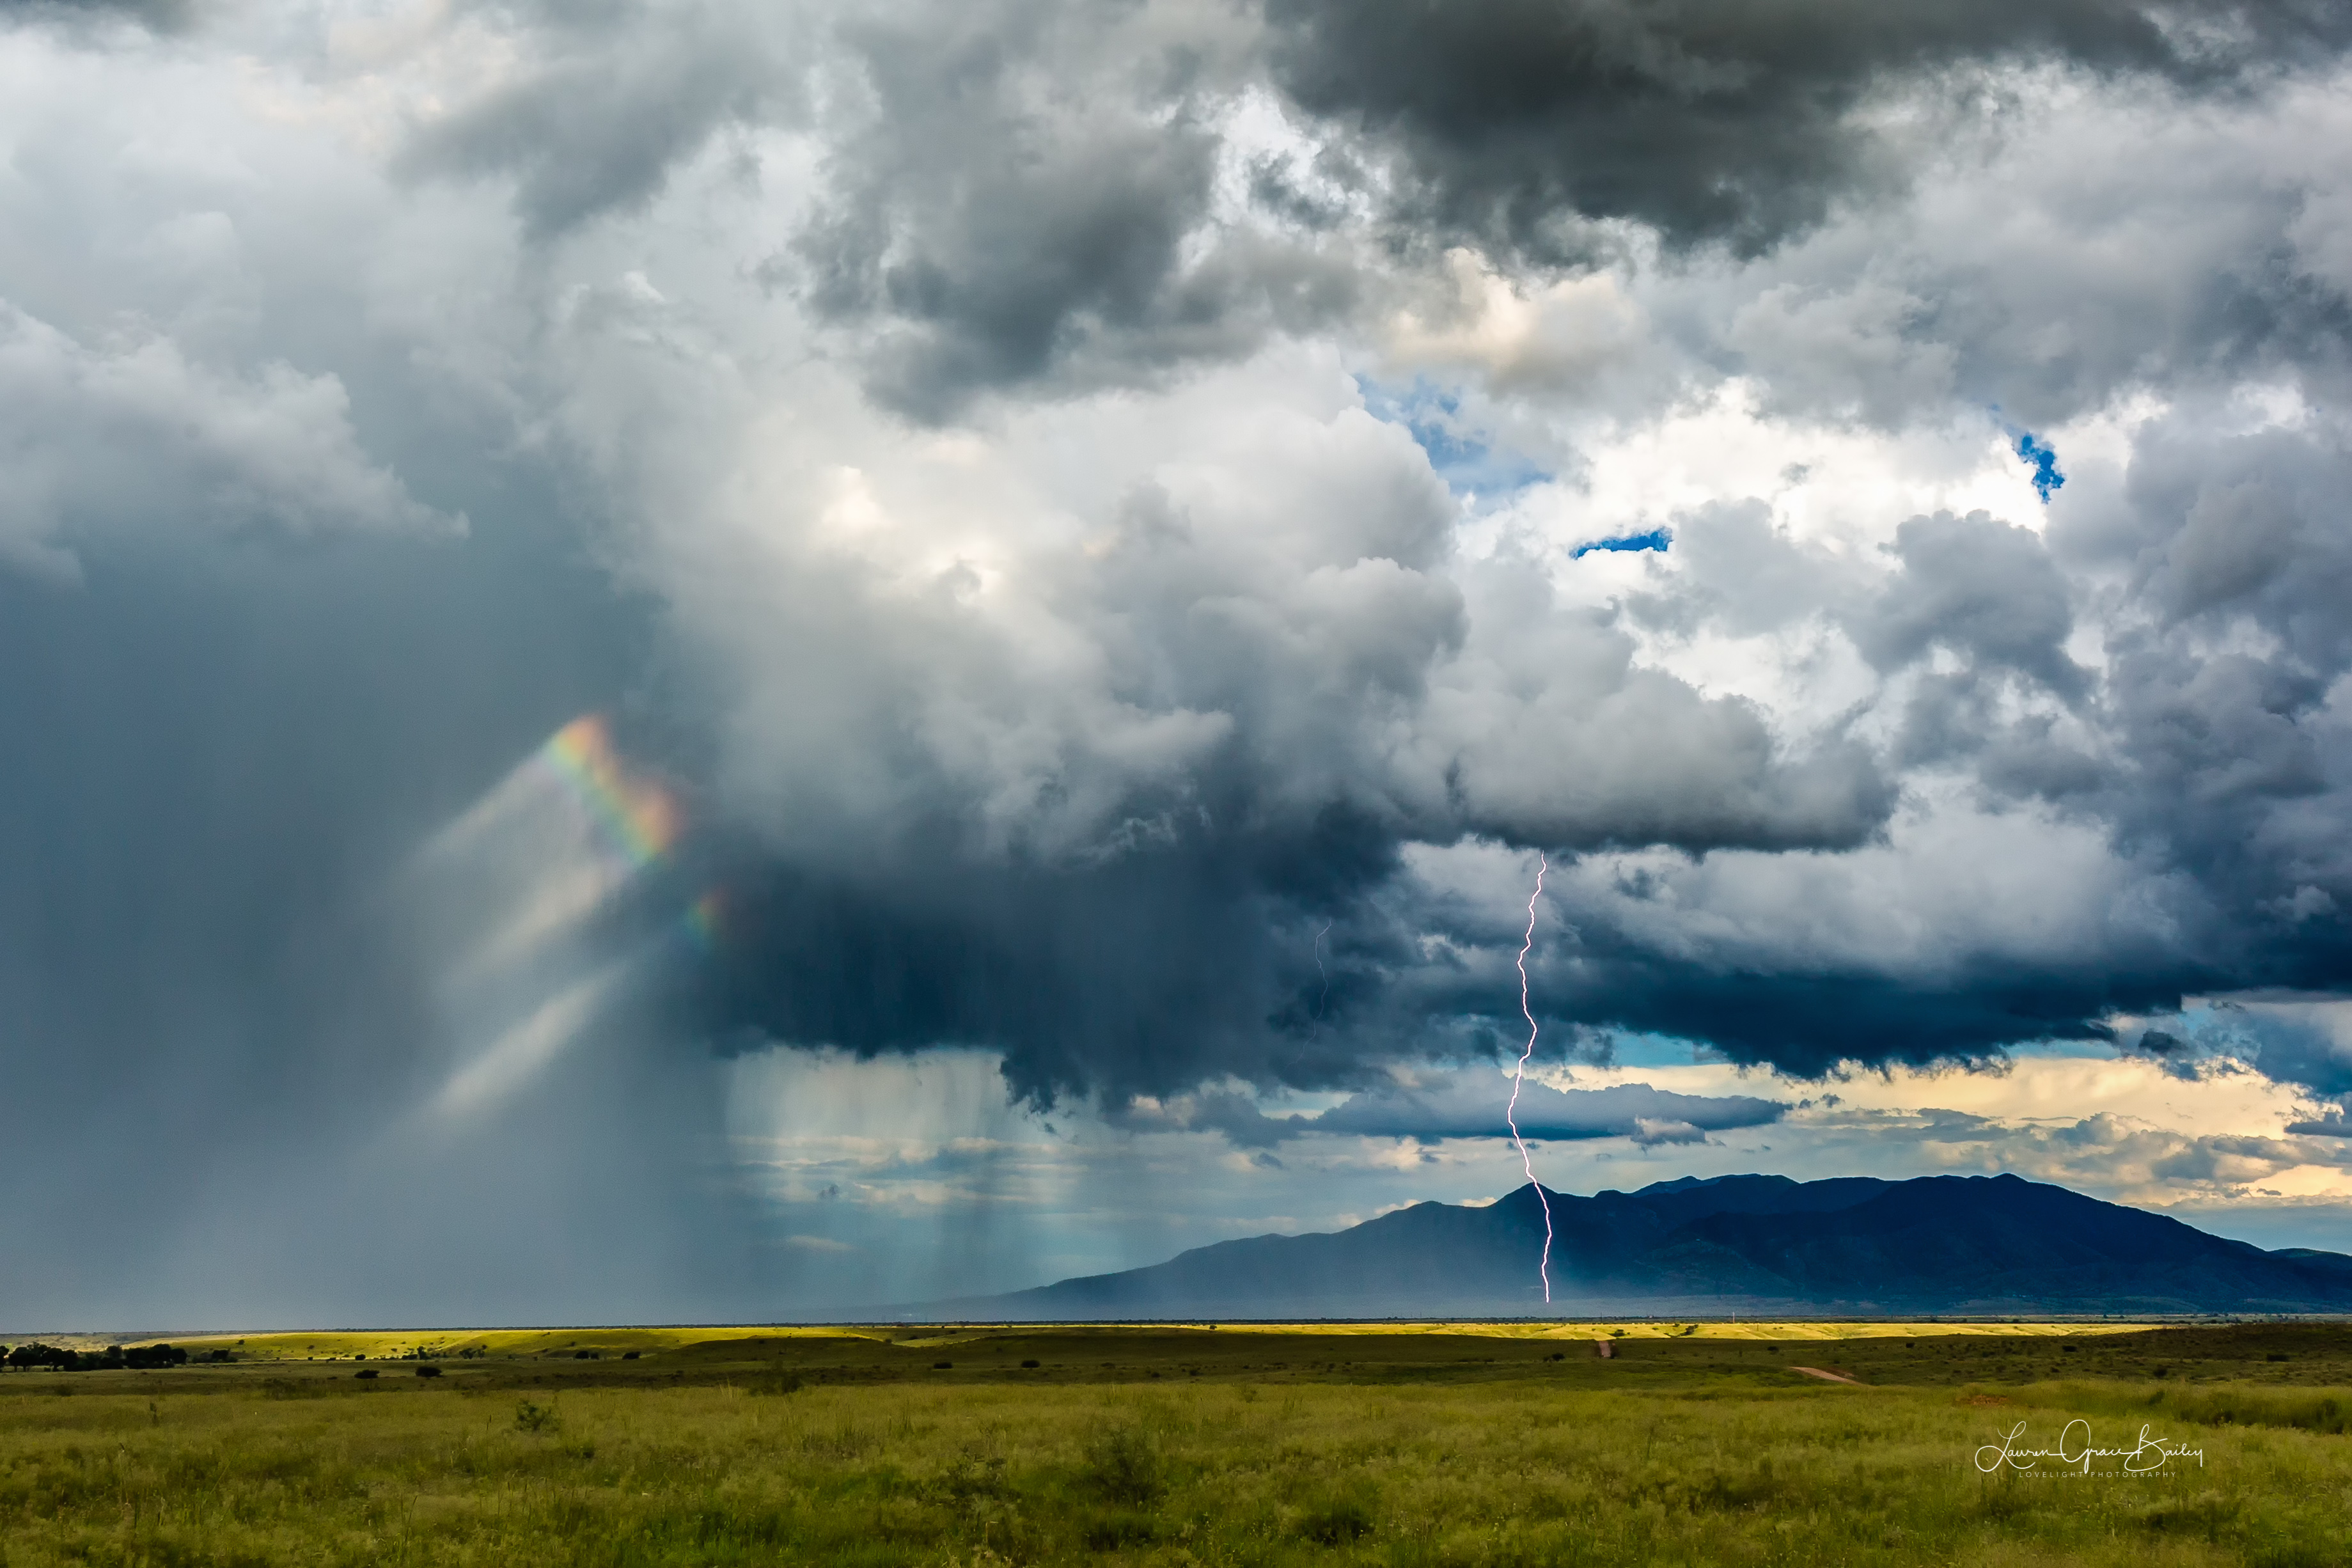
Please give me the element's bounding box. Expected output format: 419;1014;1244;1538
8;0;2352;1319
1168;1076;1789;1148
1263;0;2352;257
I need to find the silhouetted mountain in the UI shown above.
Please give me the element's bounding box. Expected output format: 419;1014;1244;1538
923;1174;2352;1319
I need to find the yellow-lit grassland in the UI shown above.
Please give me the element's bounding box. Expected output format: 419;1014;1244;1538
4;1324;2351;1566
25;1326;885;1360
53;1316;2163;1365
1207;1319;2161;1342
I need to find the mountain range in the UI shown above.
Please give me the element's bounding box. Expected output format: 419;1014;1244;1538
921;1173;2352;1319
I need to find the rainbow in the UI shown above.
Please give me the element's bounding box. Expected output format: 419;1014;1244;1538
682;888;726;952
539;716;682;868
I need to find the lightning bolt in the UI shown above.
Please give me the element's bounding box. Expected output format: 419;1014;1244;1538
1505;852;1555;1303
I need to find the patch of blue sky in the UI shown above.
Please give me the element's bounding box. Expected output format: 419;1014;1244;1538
2015;432;2065;502
1356;373;1549;501
1585;1030;1713;1069
1989;406;2065;503
2002;1037;2119;1061
1571;528;1672;560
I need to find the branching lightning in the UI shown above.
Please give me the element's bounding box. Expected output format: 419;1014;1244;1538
1506;853;1556;1303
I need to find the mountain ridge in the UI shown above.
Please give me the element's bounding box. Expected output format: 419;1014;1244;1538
911;1173;2352;1319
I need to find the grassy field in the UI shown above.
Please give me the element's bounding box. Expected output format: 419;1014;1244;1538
13;1317;2163;1363
4;1322;2349;1566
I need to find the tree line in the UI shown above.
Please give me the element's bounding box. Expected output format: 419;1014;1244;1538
1;1342;231;1370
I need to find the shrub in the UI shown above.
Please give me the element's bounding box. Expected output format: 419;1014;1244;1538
354;1370;379;1381
1083;1427;1163;1505
1021;1359;1040;1368
514;1399;558;1433
414;1365;442;1379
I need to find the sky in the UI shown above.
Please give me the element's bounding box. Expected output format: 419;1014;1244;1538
6;0;2352;1328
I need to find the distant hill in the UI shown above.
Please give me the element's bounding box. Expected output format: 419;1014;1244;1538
921;1174;2352;1319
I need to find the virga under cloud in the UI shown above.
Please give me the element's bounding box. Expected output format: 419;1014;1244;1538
5;0;2352;1319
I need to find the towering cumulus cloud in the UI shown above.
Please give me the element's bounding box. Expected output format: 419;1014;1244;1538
5;0;2352;1317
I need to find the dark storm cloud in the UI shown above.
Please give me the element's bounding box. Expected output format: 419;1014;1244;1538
696;742;1879;1114
691;402;2352;1105
1537;964;2174;1079
16;0;2352;1328
793;104;1226;419
703;845;1374;1108
162;5;2351;1119
684;434;1894;1104
2099;415;2352;664
1176;1076;1787;1147
785;3;1354;418
694;754;1889;1111
1899;434;2352;1069
725;0;2352;430
1262;0;2352;257
1512;421;2349;1083
2051;418;2352;1021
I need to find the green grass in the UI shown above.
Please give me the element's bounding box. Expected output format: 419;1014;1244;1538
3;1323;2349;1565
50;1317;2164;1365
